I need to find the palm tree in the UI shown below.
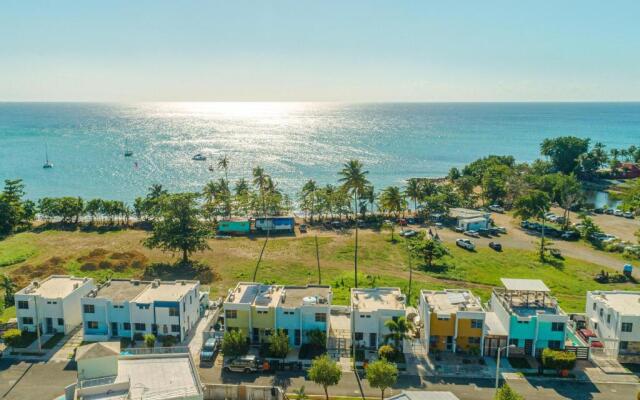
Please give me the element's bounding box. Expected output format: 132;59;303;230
252;166;269;216
405;179;421;215
380;186;405;218
384;316;413;350
301;179;318;223
363;185;376;217
338;160;370;288
1;274;17;307
203;181;219;205
218;155;230;182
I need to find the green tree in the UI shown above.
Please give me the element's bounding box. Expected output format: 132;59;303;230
221;330;249;357
540;136;590;174
405;179;421;214
143;193;211;264
377;344;395;361
578;215;602;240
495;383;524;400
408;233;448;270
380;186;406;218
1;275;17;307
252;166;270;216
620;179;640;213
338;160;370;288
513;190;551;260
218;155;230;182
0;179;34;235
144;333;156;348
1;329;22;351
554;174;583;229
85;199;104;224
300;179;319;223
366;359;398;400
307;355;342;400
382;220;396;243
269;330;290;359
292;385;309;400
383;316;413;350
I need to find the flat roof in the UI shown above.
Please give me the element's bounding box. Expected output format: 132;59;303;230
422;290;483;315
449;208;488;219
351;288;405;312
590;291;640;315
134;280;198;303
83;355;201;400
93;280;149;302
500;278;550;292
17;275;92;298
280;286;331;308
225;282;282;307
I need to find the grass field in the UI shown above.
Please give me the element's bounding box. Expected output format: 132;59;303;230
0;227;637;313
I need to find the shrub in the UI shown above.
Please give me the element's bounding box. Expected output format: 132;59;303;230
542;348;576;371
133;333;144;341
306;329;327;348
221;330;249;357
495;383;524;400
161;335;177;347
143;333;156;348
2;329;22;348
378;345;395;361
307;355;342;400
269;330;290;358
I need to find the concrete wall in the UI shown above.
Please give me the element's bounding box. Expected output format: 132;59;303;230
202;383;283;400
77;355;118;380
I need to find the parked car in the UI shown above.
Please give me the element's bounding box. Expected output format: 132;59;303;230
614;209;624;217
493;226;507;234
593;208;604;214
399;219;408;226
456;238;475;250
215;234;232;240
561;230;580;240
488;204;505;213
454;226;465;233
464;230;480;238
478;228;491;237
200;337;221;364
489;242;502;251
605;209;615;215
578;329;604;348
223;355;262;373
399;229;417;237
299;224;308;233
520;220;531;229
623;212;635;219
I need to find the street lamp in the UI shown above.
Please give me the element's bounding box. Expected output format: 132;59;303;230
495;344;516;390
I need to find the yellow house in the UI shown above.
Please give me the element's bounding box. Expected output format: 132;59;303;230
420;289;486;355
223;282;281;343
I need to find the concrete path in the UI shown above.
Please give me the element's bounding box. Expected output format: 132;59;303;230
49;327;83;362
186;307;219;361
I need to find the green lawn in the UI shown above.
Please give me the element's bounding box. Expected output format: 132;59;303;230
0;235;37;267
0;305;16;323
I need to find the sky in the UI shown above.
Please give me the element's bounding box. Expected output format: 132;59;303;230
1;0;639;102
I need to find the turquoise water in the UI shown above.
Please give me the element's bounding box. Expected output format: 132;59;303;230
1;102;639;203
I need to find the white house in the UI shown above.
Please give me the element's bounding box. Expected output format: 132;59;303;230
15;275;95;335
351;287;406;349
586;290;640;361
82;279;200;342
449;208;491;231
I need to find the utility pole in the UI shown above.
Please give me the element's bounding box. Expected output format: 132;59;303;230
315;235;321;284
252;227;270;282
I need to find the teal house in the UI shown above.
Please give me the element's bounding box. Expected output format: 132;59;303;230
217;219;251;235
489;278;567;356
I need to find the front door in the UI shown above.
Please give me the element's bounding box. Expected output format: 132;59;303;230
446;336;454;351
524;339;534;355
46;318;53;334
369;333;377;348
111;322;118;336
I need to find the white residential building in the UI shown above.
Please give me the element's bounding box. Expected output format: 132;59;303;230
15;275;95;335
81;279;200;342
586;290;640;360
351;287;406;349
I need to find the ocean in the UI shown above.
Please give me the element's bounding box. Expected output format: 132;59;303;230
0;102;639;204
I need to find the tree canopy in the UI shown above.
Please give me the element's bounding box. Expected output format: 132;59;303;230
540;136;590;174
307;355;342;400
366;359;398;400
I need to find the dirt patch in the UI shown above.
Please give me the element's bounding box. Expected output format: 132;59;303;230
78;248;148;273
10;257;68;288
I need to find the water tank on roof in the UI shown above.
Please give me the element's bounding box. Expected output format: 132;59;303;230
303;296;318;305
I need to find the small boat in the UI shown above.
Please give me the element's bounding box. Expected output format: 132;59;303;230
192;153;207;161
124;139;133;156
43;144;53;169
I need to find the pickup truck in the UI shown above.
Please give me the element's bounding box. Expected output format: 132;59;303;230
456;238;475;250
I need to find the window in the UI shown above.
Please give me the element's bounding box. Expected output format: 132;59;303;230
225;310;237;319
284;311;295;315
355;332;364;341
87;321;98;329
471;319;483;329
134;323;146;331
551;322;565;332
437;315;450;321
620;341;629;350
622;322;633;333
517;320;529;324
548;340;562;350
264;329;272;337
123;322;131;331
257;310;268;315
83;304;95;314
592;303;596;311
468;337;481;345
169;307;179;317
113;304;124;309
171;324;180;333
366;315;371;318
18;300;29;310
509;339;518;347
22;317;33;325
607;314;611;324
183;302;185;312
57;318;64;326
136;304;150;310
599;309;603;317
315;313;327;322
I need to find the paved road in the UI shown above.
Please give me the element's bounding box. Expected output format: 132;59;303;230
198;357;639;400
0;359;76;400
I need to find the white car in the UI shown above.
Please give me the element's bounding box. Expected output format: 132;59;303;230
488;205;505;213
614;210;624;217
456;238;475;250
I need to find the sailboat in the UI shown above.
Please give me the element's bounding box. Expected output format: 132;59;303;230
124;139;133;157
43;144;53;169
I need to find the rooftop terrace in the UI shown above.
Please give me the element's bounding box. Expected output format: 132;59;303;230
134;280;198;303
279;285;332;308
225;282;282;307
590;291;640;315
422;289;483;315
17;275;92;298
351;287;405;312
89;280;149;302
493;279;561;317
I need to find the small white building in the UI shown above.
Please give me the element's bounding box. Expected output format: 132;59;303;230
71;342;203;400
82;279;201;342
15;275;95;335
586;290;640;361
449;208;491;231
351;287;406;349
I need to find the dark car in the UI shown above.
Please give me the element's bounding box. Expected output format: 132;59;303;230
489;242;502;251
561;230;580;240
200;337;221;364
593;208;604;214
478;228;491;237
299;224;308;233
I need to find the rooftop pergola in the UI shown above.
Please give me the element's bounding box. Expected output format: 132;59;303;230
498;278;554;310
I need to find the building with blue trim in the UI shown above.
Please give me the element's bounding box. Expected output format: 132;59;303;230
81;279;201;342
